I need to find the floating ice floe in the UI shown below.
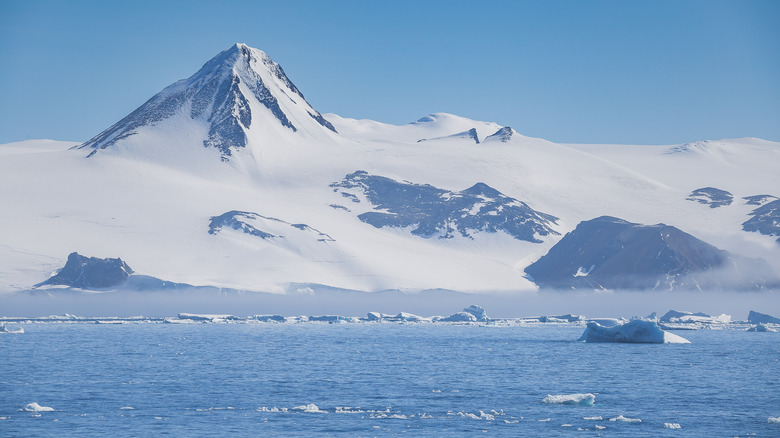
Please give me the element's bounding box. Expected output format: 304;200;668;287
291;403;326;413
595;424;607;430
660;310;730;324
747;323;777;332
542;393;595;406
24;402;54;412
609;415;641;423
0;323;24;334
664;423;682;429
252;314;286;322
583;416;603;420
176;313;241;322
578;320;690;344
768;416;780;424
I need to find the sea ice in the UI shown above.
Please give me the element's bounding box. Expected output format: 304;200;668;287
609;415;641;423
768;416;780;424
578;319;690;344
440;312;477;322
177;313;240;322
24;402;54;412
542;393;595;406
291;403;326;413
664;422;682;429
0;323;24;334
747;323;777;332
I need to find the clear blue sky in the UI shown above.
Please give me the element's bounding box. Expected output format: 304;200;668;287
1;0;778;145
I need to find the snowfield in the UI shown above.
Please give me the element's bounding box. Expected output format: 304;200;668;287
1;44;778;295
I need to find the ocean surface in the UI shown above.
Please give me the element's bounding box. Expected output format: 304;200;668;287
1;322;779;437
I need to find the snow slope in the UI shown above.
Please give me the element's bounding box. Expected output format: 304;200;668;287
1;44;779;294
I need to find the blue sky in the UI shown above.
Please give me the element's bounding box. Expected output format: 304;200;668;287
1;0;778;145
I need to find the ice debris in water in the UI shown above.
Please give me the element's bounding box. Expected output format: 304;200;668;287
578;319;690;344
0;323;24;334
664;423;682;429
768;416;780;424
291;403;326;413
542;393;595;405
609;415;641;423
747;323;777;332
24;402;54;412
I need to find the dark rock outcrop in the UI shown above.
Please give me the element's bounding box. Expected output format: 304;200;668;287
37;252;134;289
330;171;558;242
686;187;733;208
747;310;780;325
525;216;775;291
743;199;780;244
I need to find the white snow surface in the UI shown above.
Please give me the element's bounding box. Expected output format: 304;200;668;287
1;46;779;294
542;393;595;406
578;320;690;344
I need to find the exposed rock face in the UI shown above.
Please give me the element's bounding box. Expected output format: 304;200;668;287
524;216;774;291
743;199;780;244
209;210;334;242
330;171;558;242
483;126;514;143
38;252;134;289
747;310;780;325
686;187;733;208
77;43;336;161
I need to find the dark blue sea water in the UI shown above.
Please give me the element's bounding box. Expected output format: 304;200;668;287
1;323;779;437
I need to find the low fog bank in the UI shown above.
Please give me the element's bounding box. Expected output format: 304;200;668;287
1;287;778;320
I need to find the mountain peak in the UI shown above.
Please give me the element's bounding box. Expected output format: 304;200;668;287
77;43;337;162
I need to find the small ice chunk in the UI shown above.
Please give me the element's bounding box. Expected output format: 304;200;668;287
595;424;607;430
24;402;54;412
583;416;603;420
0;323;24;334
609;415;641;423
542;393;595;406
768;416;780;424
291;403;325;413
664;423;682;429
119;407;135;410
538;418;551;422
578;320;690;344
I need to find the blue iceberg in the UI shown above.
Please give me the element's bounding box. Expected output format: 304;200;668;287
578;320;690;344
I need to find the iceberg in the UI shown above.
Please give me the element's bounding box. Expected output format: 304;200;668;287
291;403;326;413
177;313;240;322
463;305;489;321
748;310;780;325
609;415;641;423
252;315;286;322
542;393;595;406
768;416;780;424
747;323;777;332
440;312;478;322
24;402;54;412
578;320;690;344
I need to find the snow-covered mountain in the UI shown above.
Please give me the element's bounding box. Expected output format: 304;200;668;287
1;44;779;295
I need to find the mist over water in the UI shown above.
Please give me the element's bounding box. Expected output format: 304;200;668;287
2;287;778;320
